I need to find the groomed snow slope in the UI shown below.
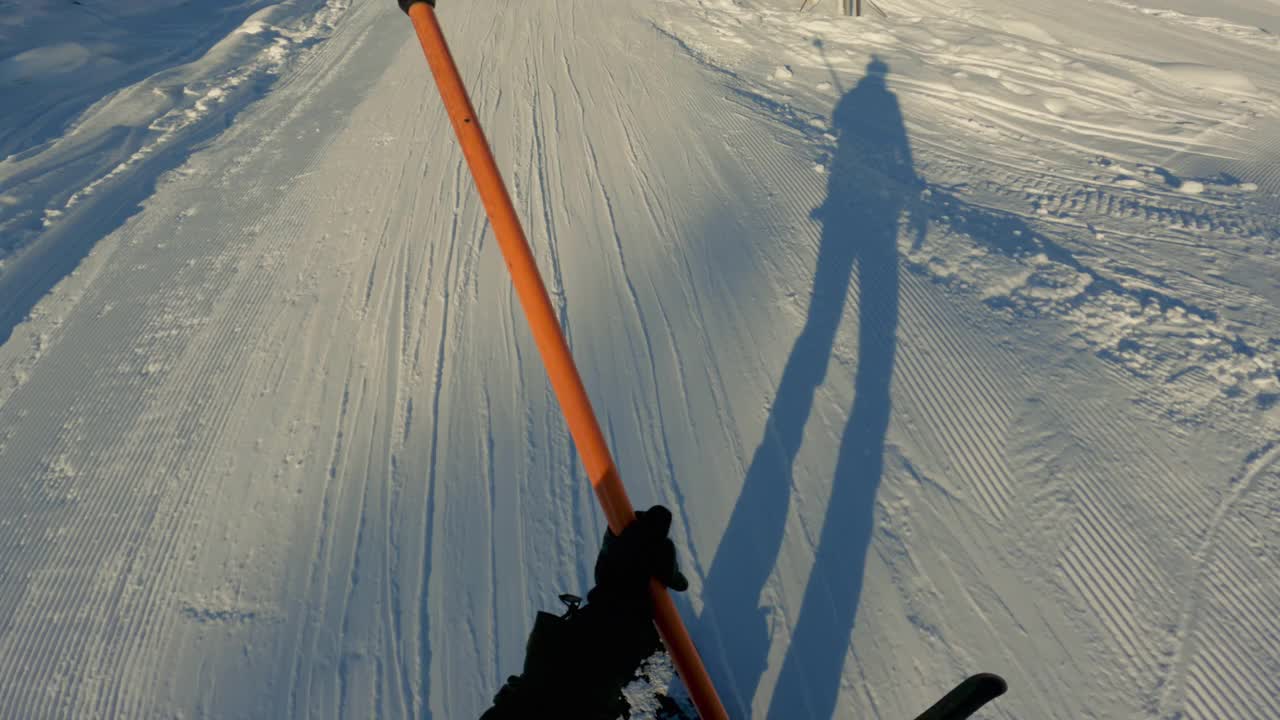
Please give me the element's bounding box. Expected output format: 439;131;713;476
1;0;1278;719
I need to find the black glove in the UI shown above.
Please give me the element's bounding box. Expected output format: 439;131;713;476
591;505;690;609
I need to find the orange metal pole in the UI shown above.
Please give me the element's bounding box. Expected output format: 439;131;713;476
401;3;729;719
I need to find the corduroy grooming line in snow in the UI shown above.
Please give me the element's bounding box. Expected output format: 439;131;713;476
395;1;730;719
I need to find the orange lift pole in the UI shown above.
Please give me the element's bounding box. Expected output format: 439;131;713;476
398;3;729;718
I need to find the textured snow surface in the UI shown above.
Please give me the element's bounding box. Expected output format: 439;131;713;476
2;0;1279;718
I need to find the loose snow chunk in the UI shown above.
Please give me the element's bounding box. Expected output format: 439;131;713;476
980;269;1034;301
1042;97;1070;115
1177;180;1205;195
237;20;272;35
772;65;794;80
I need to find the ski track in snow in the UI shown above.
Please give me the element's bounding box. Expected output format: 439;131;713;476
1163;441;1280;720
1;0;1279;719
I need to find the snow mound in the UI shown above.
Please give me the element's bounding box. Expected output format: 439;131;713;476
0;43;92;82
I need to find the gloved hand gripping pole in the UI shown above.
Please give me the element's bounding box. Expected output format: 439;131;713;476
397;3;729;718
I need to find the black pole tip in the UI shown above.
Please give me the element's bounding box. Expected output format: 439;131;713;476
399;0;435;14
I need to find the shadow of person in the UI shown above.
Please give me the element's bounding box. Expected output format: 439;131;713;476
696;56;923;718
764;53;922;718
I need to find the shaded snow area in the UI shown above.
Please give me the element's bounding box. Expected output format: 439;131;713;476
1;0;1279;718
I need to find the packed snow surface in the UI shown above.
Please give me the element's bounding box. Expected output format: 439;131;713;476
2;0;1279;718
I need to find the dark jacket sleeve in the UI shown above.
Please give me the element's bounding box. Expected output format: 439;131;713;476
479;592;660;720
481;507;683;719
479;611;574;719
